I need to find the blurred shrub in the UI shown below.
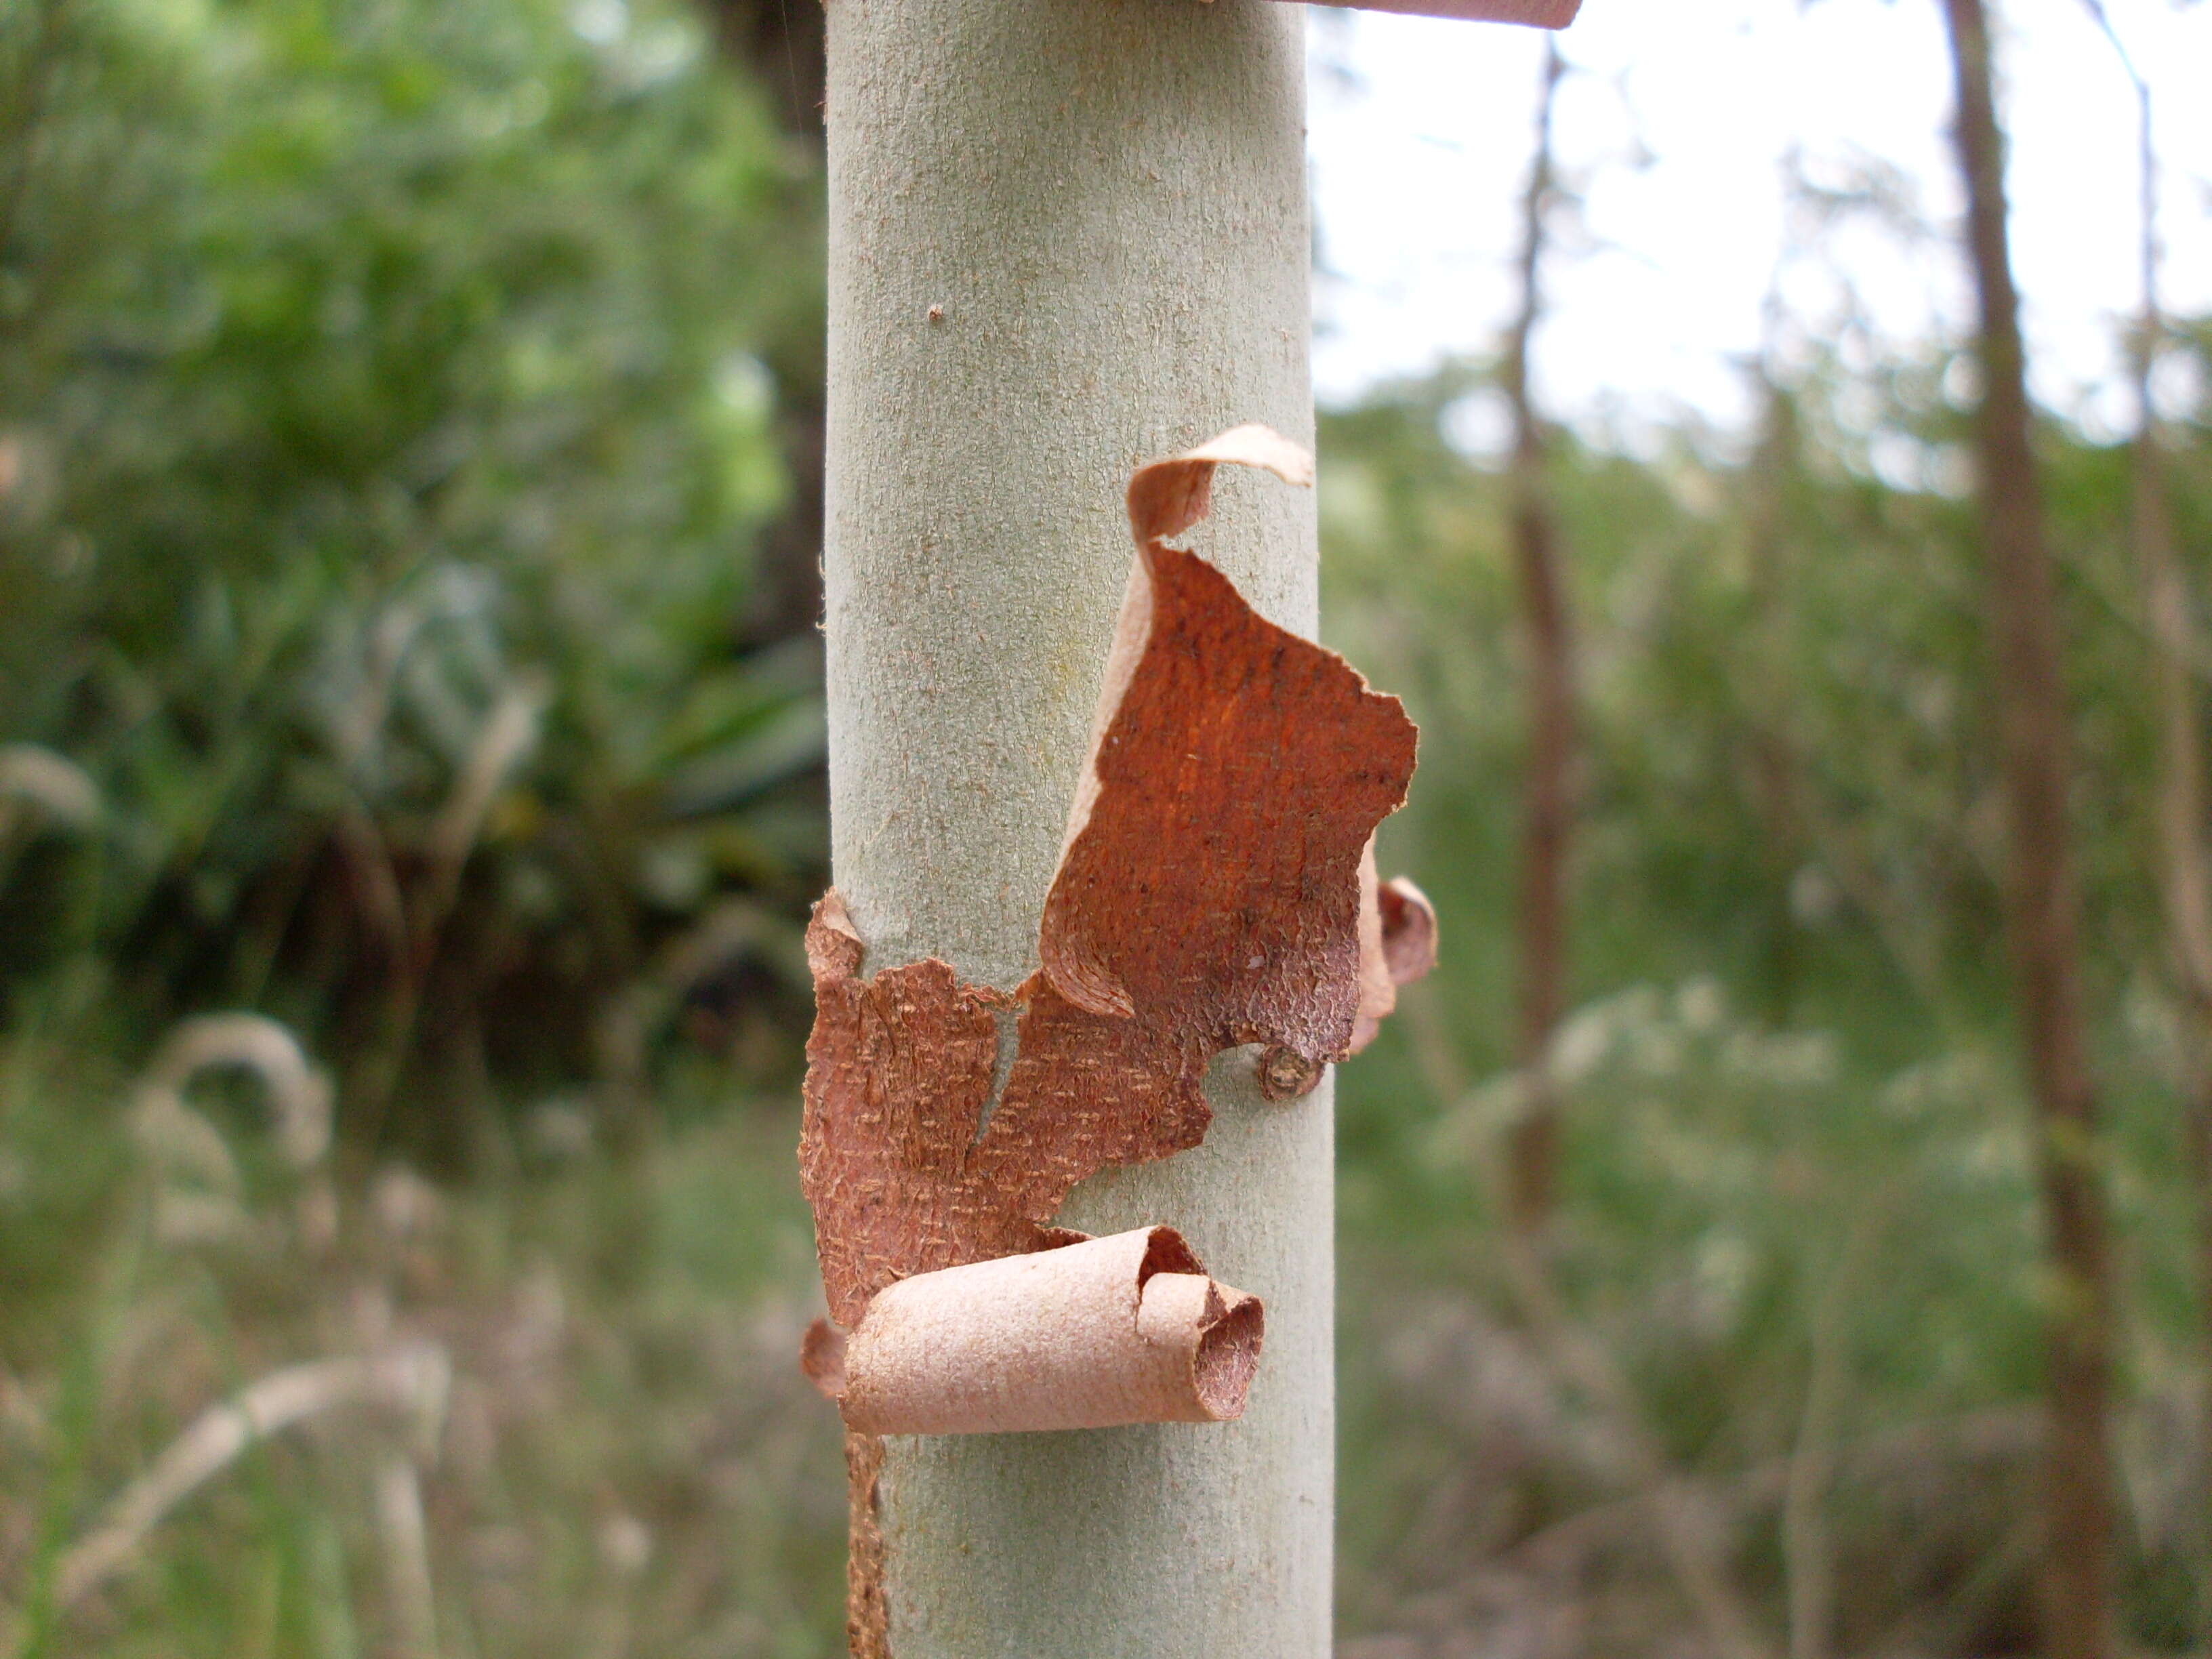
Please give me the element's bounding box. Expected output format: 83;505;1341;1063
0;0;827;1156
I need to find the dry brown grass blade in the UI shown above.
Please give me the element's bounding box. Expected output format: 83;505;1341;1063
425;677;545;880
50;1344;449;1612
375;1456;440;1659
135;1012;334;1173
0;743;100;833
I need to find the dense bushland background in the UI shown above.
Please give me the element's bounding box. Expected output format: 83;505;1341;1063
1;0;2206;1654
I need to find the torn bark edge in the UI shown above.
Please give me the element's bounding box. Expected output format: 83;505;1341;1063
1348;848;1440;1055
801;1227;1263;1435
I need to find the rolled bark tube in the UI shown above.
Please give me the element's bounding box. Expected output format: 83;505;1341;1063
815;1227;1263;1437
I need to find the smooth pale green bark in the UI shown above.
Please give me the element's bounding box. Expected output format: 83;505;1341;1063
821;0;1328;1653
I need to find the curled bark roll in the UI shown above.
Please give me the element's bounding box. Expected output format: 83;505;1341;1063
803;1228;1263;1436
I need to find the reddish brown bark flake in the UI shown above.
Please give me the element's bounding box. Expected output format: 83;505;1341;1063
800;891;1201;1330
1042;426;1418;1071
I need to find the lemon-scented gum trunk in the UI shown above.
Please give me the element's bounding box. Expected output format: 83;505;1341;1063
821;0;1327;1653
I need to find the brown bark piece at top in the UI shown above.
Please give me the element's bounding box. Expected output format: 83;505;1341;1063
813;1228;1263;1435
1256;0;1580;27
1042;426;1418;1072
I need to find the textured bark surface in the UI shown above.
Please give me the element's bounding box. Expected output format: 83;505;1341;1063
797;893;1070;1330
1042;431;1416;1055
1940;3;2116;1656
823;0;1328;1651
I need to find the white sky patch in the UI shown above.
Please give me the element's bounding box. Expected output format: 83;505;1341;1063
1307;0;2212;446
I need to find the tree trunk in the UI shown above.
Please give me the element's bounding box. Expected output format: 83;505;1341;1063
821;1;1326;1654
1504;43;1574;1236
2138;319;2212;1657
699;0;829;647
1745;269;1805;1027
2080;0;2212;1620
1938;4;2116;1656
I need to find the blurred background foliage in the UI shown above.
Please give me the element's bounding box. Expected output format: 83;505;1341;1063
1323;334;2212;1654
0;0;827;1158
0;0;2208;1652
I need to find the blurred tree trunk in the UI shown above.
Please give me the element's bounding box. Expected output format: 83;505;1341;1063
822;1;1327;1653
700;0;827;646
1938;3;2116;1656
1744;257;1807;1028
2081;1;2212;1618
1504;41;1576;1237
701;0;823;137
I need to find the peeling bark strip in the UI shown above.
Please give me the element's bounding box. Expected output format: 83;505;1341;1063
800;426;1426;1343
805;1228;1262;1434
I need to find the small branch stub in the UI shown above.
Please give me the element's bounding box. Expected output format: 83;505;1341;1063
1256;1046;1324;1103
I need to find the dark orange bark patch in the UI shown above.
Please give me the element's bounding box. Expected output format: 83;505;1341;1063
979;973;1213;1203
1040;427;1418;1071
797;893;1006;1328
